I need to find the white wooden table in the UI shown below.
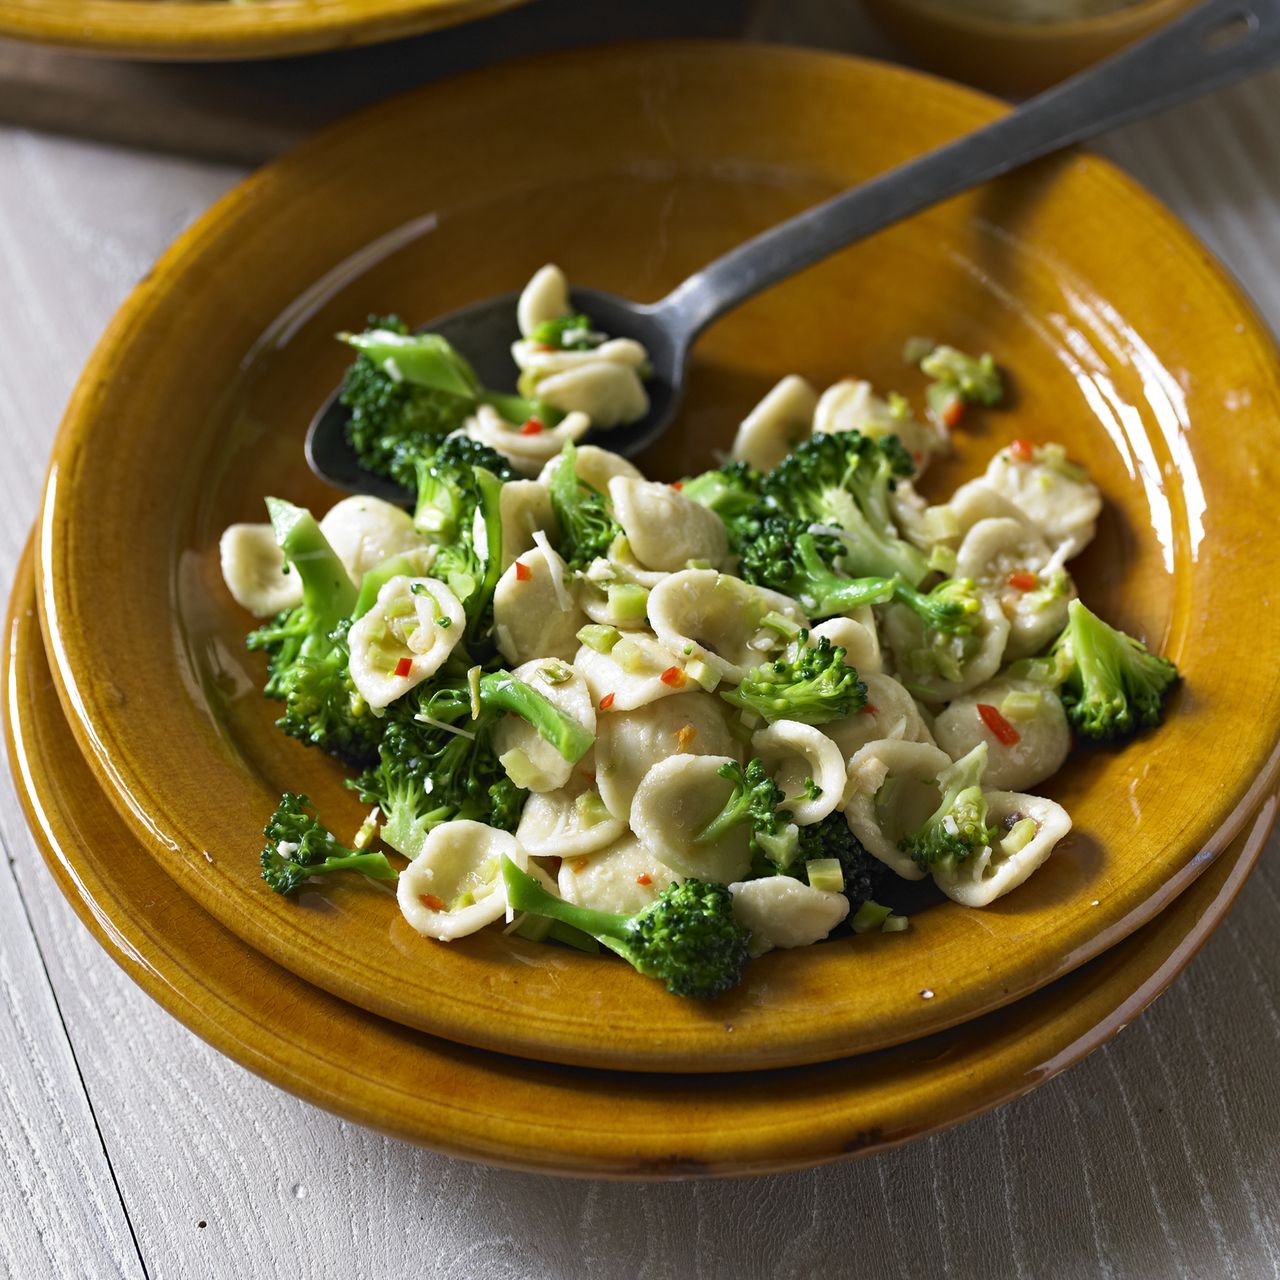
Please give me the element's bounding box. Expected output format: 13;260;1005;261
1;5;1279;1277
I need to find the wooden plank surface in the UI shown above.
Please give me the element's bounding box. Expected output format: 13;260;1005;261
1;5;1279;1278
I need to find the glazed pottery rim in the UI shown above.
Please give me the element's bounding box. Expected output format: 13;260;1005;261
873;0;1195;41
6;542;1277;1177
32;41;1280;1072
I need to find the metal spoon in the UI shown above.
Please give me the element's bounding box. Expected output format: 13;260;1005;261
307;0;1280;501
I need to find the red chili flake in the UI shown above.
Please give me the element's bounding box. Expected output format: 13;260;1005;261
978;702;1021;746
671;480;684;490
941;397;965;429
419;893;446;912
520;418;545;436
1010;437;1035;462
675;724;697;752
635;873;653;886
1007;570;1038;592
598;692;616;711
514;561;532;582
394;656;414;678
660;666;687;688
912;449;924;465
535;343;554;352
862;703;880;716
569;856;590;874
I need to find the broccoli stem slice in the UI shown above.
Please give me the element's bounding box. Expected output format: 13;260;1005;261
265;497;358;625
338;329;481;400
478;670;594;764
502;857;632;950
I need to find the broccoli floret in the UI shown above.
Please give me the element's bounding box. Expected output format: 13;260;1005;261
759;431;928;585
1051;599;1179;741
722;636;866;724
899;744;996;872
529;313;605;351
502;858;750;999
695;758;802;869
680;461;763;529
246;499;378;766
788;814;886;909
906;339;1004;412
352;668;594;860
548;443;622;569
260;793;396;897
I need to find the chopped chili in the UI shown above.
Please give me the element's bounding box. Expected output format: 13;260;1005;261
635;873;653;886
863;703;880;716
978;702;1021;746
671;480;684;490
660;666;687;688
675;724;697;752
520;418;545;436
419;893;446;912
1007;570;1038;592
598;692;616;711
1010;437;1035;462
514;560;532;582
941;397;965;429
394;656;414;678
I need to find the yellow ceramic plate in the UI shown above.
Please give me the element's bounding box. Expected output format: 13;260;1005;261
0;0;528;61
37;43;1280;1072
7;546;1276;1176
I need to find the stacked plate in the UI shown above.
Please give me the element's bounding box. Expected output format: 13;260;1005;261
8;43;1280;1177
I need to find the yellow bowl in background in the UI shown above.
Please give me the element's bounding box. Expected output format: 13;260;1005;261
861;0;1199;96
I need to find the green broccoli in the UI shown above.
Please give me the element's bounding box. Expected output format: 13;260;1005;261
501;858;751;999
787;814;887;909
722;636;867;724
529;313;605;351
548;442;622;569
906;339;1004;422
759;431;928;585
246;498;379;767
260;793;396;897
898;744;996;872
1051;599;1179;741
679;461;763;529
352;669;593;860
696;758;802;869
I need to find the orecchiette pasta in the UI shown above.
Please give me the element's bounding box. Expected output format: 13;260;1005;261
729;375;818;472
813;379;940;466
492;659;595;793
823;671;936;759
751;720;846;826
348;575;465;710
397;821;529;940
811;611;882;675
515;758;626;859
493;535;586;666
984;442;1102;558
467;403;591;476
595;691;740;821
494;479;556;569
536;443;641;491
319;495;426;583
219;522;303;617
607;476;729;572
931;790;1071;907
573;634;692;711
728;876;850;957
557;833;680;916
932;678;1071;791
647;569;808;684
629;755;752;884
880;589;1011;704
954;517;1073;660
844;738;956;880
516;263;571;337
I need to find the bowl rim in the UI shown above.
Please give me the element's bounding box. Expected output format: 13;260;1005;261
870;0;1196;42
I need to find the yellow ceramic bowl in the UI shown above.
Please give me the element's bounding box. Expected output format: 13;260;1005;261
6;546;1276;1175
861;0;1199;96
0;0;528;60
35;43;1280;1072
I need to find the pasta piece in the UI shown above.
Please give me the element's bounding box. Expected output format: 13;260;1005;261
495;479;556;570
812;378;940;467
752;720;846;825
891;477;1032;556
647;569;807;684
467;404;590;477
729;375;818;471
933;678;1071;790
493;537;586;666
932;790;1071;907
823;672;935;759
595;690;740;821
880;589;1011;703
607;476;729;572
319;495;426;583
573;634;692;711
516;263;570;336
219;522;303;617
954;517;1073;660
348;575;465;710
811;610;882;675
629;755;752;884
397;821;529;941
728;877;850;957
513;337;649;378
492;658;595;794
536;443;641;491
558;833;680;916
516;757;625;858
535;361;649;429
844;739;956;880
984;441;1102;558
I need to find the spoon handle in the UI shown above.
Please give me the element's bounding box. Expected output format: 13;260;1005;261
658;0;1280;340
